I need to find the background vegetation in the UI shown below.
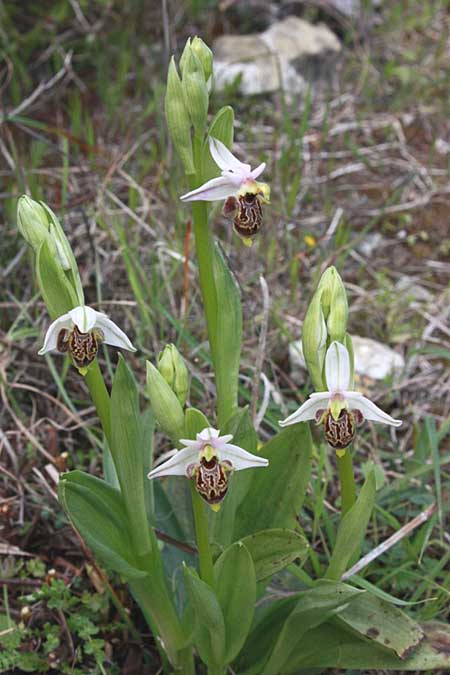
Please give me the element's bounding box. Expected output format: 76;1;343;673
1;1;449;672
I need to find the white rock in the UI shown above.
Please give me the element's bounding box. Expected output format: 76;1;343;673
289;335;404;382
357;232;385;257
213;16;341;96
395;276;432;302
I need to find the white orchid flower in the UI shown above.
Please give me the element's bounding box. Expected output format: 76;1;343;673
279;341;401;453
180;137;270;245
39;305;136;374
148;427;268;511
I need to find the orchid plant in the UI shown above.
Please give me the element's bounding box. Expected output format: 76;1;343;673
16;35;450;675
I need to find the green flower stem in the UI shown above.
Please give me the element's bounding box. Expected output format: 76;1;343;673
190;194;218;360
189;137;218;361
337;448;356;516
84;360;112;443
190;484;215;587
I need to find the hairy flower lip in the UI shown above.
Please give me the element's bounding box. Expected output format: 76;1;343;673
179;137;269;203
38;305;136;357
279;341;402;430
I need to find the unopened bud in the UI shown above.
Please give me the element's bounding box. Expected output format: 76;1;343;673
146;361;186;443
190;37;213;82
181;47;209;136
17;195;49;250
165;57;195;175
302;289;327;391
158;344;189;407
320;267;348;343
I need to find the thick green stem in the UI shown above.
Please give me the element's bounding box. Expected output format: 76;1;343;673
337;448;356;517
190;484;215;587
84;360;111;443
190;194;218;360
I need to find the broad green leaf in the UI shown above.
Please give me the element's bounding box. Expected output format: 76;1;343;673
214;407;258;546
262;581;362;674
234;423;312;538
326;470;376;580
58;471;146;579
240;528;309;581
110;356;150;557
202;105;234;182
183;566;226;667
185;407;210;439
338;591;424;658
36;237;77;319
234;597;299;675
284;619;450;671
213;242;242;428
214;542;256;663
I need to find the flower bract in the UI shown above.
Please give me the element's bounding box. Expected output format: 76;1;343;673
39;305;136;374
147;427;268;510
279;341;401;453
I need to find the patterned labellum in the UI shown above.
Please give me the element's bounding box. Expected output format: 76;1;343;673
189;456;233;506
232;193;263;240
57;326;104;370
323;409;357;450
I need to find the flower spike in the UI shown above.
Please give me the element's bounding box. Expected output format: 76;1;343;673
180;137;270;245
39;305;136;374
279;341;401;454
148;426;268;511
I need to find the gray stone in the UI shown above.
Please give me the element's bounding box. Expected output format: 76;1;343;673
395;276;433;302
213;16;341;96
289;335;404;382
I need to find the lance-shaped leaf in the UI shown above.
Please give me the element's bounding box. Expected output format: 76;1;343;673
213;242;242;428
262;581;363;675
214;542;256;663
326;470;376;580
234;423;312;539
36;238;78;320
282;619;450;671
183;566;226;667
240;528;309;581
111;356;151;557
185;407;210;440
58;471;146;579
337;591;424;659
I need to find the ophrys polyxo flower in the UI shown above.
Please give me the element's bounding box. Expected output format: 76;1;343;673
180;137;270;245
147;427;268;510
279;341;401;453
39;305;136;374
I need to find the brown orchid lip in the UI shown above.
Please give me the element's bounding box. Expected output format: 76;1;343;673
57;325;104;370
187;454;233;506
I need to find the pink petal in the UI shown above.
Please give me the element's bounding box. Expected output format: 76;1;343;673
250;162;266;180
209;137;250;173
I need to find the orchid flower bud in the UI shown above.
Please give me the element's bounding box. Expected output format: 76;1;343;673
302;267;348;390
190;37;213;82
181;46;209;136
17;196;84;306
321;267;348;344
146;361;186;443
165;57;195;175
17;196;50;250
158;344;190;407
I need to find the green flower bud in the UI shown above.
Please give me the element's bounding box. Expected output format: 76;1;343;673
165;57;195;175
320;267;348;344
158;344;189;407
146;361;186;444
181;47;209;136
302;288;328;391
17;196;49;250
190;37;213;82
302;267;349;390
